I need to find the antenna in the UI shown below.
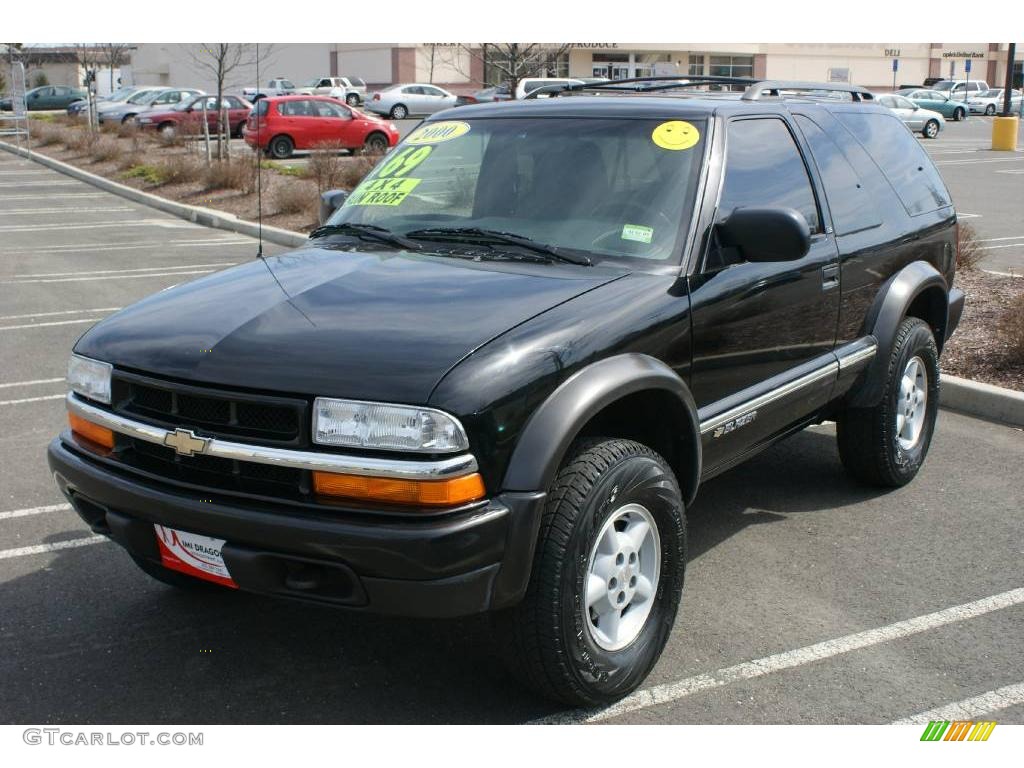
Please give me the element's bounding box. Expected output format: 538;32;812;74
255;41;264;259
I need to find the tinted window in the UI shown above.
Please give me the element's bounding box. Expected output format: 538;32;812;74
795;115;882;236
835;112;952;216
718;118;821;233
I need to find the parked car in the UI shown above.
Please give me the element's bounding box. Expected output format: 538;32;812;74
967;87;1023;115
465;84;513;104
242;78;296;102
299;76;367;106
893;88;969;121
877;93;945;137
0;85;87;111
51;78;963;707
931;79;989;98
366;83;457;119
66;85;137;116
244;95;399;158
98;88;204;125
514;77;585;99
136;94;252;138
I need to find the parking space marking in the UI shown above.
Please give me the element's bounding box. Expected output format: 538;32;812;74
979;243;1024;251
532;586;1024;724
0;535;107;561
0;193;108;200
996;169;1024;174
936;157;1024;166
0;318;107;332
7;262;236;280
892;682;1024;725
0;239;253;256
0;393;66;406
0;503;71;521
0;207;136;216
4;269;217;285
0;181;81;187
0;219;192;233
0;377;64;389
0;307;120;321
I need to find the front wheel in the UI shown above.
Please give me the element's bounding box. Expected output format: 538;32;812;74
953;107;966;121
836;317;940;487
922;119;940;139
346;93;360;106
389;103;408;120
985;104;996;116
494;438;686;706
361;132;388;154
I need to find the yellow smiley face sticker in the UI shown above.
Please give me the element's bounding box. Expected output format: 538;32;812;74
652;120;700;151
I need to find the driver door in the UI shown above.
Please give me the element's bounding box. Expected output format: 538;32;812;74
688;116;840;471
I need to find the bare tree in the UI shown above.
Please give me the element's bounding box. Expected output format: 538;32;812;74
457;43;573;94
100;43;133;91
71;44;105;131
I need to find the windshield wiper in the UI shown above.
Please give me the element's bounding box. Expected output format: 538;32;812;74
405;227;592;266
309;223;421;251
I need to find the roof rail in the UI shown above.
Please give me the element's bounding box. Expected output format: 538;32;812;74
741;81;875;102
525;75;759;99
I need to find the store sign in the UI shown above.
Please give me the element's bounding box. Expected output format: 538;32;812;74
884;48;901;57
941;49;986;59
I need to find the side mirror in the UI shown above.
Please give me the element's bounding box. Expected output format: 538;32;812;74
717;207;811;262
319;189;349;224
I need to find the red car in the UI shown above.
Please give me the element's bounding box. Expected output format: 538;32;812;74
137;94;252;138
244;95;400;158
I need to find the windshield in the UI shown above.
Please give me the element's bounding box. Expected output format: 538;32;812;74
127;89;158;104
982;89;1002;98
173;98;198;111
303;78;320;87
137;90;167;105
327;117;707;264
105;86;135;101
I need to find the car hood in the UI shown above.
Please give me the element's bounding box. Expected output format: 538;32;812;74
75;245;625;403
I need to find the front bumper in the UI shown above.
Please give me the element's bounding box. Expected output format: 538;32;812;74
48;437;545;618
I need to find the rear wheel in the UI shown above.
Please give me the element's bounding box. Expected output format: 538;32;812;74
985;104;996;116
361;132;388;154
493;438;686;706
121;113;136;124
346;93;360;106
953;106;966;121
836;317;940;487
158;122;175;137
268;134;294;159
389;103;408;120
922;119;940;139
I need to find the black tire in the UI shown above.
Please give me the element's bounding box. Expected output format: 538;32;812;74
361;132;388;154
389;103;408;120
268;134;294;159
121;113;136;124
158;122;175;137
494;438;686;707
954;107;966;121
836;317;940;487
130;555;220;591
346;93;360;106
922;119;940;139
985;104;996;116
231;121;244;139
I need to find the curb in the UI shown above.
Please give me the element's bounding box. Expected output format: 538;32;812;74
941;374;1024;427
0;140;308;249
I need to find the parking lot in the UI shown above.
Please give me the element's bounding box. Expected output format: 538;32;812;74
0;115;1022;725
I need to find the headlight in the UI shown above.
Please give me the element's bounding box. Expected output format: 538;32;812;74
313;398;469;453
138;117;152;124
67;354;112;404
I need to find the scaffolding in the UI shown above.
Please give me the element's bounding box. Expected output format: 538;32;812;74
1;62;31;152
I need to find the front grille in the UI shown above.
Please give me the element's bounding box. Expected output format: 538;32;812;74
112;371;306;446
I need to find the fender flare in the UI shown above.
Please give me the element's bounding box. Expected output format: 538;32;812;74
501;353;702;507
847;261;948;408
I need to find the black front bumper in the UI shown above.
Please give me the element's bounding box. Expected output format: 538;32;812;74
48;437;544;618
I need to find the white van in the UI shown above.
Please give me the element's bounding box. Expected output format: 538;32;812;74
932;79;990;98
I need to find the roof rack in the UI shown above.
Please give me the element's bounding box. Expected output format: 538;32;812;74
524;76;875;102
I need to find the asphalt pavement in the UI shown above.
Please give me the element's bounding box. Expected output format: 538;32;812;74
0;123;1022;725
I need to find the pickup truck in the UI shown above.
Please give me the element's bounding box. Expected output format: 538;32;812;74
242;78;296;102
298;76;368;106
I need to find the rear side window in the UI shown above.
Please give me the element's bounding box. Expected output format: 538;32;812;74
835;112;951;216
795;114;881;235
717;117;821;233
254;99;269;116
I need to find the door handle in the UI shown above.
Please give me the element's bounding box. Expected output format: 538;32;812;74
822;264;840;291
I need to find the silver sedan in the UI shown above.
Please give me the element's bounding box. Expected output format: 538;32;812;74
875;93;945;139
98;88;203;125
365;83;458;120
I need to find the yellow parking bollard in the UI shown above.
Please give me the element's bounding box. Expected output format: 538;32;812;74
991;116;1019;151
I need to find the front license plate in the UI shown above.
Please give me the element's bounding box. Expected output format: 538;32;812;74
154;525;238;588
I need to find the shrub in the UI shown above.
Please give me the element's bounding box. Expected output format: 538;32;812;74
121;163;166;185
64;127;99;155
999;293;1024;365
32;71;49;88
117;121;139;140
305;141;348;192
33;124;64;147
89;136;121;163
273;182;316;218
337;155;378;190
957;221;984;271
204;160;253;192
159;156;203;185
116;152;143;171
99;121;121;135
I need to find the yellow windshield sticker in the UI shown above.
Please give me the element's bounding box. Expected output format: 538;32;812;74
621;224;653;244
406;121;471;145
375;145;432;178
652;120;700;151
347;177;422;206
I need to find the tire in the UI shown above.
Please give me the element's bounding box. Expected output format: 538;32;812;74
389;103;408;120
158;122;175;137
361;132;388;154
985;104;996;116
494;438;686;706
268;135;294;159
130;555;219;591
346;93;360;107
231;122;244;139
922;119;940;139
121;113;136;125
836;317;940;487
953;107;966;121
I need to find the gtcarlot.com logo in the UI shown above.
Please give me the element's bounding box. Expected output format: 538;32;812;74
920;720;997;742
23;729;203;746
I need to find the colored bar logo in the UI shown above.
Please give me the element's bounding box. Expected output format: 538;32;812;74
920;720;997;741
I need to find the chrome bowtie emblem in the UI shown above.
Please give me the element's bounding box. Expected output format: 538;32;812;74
163;428;209;457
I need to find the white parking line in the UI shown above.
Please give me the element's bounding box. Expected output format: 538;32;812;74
7;262;235;280
0;239;253;256
935;157;1024;166
0;307;120;321
0;377;64;389
891;682;1024;724
0;219;188;233
978;235;1024;242
0;503;71;521
0;393;66;406
531;586;1024;724
0;207;136;216
0;180;81;187
979;243;1024;251
0;193;108;200
0;535;107;560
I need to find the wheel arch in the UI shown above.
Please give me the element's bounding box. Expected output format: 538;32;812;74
847;260;949;408
501;354;702;507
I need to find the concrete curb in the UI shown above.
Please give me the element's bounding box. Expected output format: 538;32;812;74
941;374;1024;427
0;140;308;249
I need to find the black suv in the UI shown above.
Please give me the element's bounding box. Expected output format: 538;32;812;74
50;78;965;707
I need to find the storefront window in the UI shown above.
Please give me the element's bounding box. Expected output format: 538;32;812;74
688;55;705;76
710;55;754;79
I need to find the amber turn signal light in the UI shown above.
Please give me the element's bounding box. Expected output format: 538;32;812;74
68;412;115;449
312;471;486;507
